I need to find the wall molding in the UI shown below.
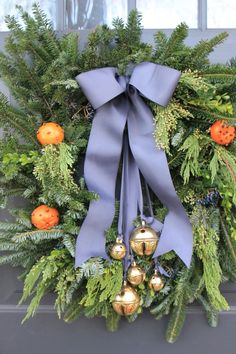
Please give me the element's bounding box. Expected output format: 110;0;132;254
1;304;236;314
0;305;55;313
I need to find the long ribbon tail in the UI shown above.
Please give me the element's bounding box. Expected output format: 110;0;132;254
127;90;192;267
75;68;129;267
119;133;164;273
75;69;128;267
74;101;128;267
139;176;163;232
118;132;141;272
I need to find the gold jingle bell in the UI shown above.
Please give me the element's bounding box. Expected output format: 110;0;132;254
130;222;159;256
127;261;146;286
110;238;126;260
148;270;164;292
112;281;140;316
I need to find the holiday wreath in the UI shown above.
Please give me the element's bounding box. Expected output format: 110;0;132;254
0;4;236;343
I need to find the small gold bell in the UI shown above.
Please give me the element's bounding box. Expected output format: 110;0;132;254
148;270;164;292
112;281;140;316
127;261;146;286
110;238;126;260
130;222;159;256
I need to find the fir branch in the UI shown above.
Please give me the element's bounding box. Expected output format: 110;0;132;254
153;23;189;65
12;229;64;243
0;252;28;266
190;32;228;69
186;105;236;122
0;94;39;146
166;295;186;343
0;221;25;232
150;293;175;318
198;295;219;328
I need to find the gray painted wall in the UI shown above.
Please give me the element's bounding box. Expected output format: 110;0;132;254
1;24;236;354
0;268;236;354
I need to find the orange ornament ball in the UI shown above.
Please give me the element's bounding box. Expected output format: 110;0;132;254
37;122;64;145
210;120;235;146
31;205;59;230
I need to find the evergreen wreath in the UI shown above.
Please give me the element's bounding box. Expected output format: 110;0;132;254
0;4;236;343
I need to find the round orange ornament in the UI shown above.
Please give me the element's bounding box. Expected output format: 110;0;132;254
31;205;59;230
210;120;235;146
37;122;64;145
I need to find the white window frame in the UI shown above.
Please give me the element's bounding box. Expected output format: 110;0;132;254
61;0;236;64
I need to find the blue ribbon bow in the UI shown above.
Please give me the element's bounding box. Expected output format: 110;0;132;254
75;62;193;268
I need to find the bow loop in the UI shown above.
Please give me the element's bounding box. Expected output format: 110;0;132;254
76;62;181;110
130;62;181;106
76;67;125;109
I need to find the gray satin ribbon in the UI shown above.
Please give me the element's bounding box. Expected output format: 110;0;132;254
75;62;193;268
118;131;163;273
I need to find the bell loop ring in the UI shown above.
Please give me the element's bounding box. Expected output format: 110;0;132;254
117;234;124;242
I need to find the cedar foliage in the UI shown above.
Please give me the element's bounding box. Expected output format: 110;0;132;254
0;5;236;343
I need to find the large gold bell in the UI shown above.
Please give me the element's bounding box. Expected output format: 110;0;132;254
112;282;140;316
127;261;146;286
148;270;164;292
110;238;126;260
130;223;159;256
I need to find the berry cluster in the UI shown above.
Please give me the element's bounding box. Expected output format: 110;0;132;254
197;189;220;207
